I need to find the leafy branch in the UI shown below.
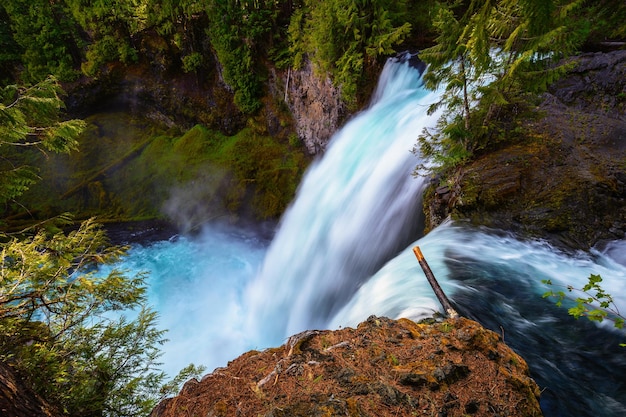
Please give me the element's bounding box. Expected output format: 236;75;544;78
542;274;625;346
0;76;86;207
0;76;203;416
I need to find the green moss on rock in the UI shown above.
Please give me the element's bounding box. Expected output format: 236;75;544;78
13;112;309;229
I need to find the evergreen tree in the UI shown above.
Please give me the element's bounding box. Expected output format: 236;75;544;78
204;0;278;113
65;0;147;76
0;220;166;417
583;0;626;44
0;77;204;416
0;7;21;83
146;0;206;74
0;76;85;208
1;0;83;82
416;0;589;171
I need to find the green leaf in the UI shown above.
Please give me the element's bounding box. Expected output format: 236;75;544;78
568;304;587;319
1;217;171;416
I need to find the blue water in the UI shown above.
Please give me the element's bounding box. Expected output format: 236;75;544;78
103;58;626;416
98;223;269;376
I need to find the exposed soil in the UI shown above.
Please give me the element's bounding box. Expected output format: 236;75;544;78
151;316;542;417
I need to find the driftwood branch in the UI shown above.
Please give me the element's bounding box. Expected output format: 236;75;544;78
413;246;458;319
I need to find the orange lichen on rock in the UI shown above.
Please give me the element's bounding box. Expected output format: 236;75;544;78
151;316;542;417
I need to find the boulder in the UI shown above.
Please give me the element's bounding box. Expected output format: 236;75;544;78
151;316;542;417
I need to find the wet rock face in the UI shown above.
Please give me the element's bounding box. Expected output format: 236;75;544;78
548;50;626;118
284;59;347;154
151;316;542;417
67;50;345;156
426;50;626;250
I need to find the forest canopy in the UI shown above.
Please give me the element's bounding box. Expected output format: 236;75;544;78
1;0;624;111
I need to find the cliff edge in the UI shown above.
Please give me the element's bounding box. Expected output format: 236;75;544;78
151;316;542;417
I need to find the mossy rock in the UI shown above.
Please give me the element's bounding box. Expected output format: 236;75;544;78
13;112;310;229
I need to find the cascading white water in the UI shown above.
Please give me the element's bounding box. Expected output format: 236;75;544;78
330;220;626;329
244;56;441;345
330;221;626;416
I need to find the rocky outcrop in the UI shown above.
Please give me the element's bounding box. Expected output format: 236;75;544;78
0;362;61;417
284;59;347;154
426;50;626;250
548;50;626;116
151;316;542;417
66;44;348;158
66;59;247;137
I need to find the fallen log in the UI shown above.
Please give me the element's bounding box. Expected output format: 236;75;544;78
413;246;458;319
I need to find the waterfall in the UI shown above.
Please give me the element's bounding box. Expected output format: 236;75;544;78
331;220;626;328
244;56;441;345
99;54;626;417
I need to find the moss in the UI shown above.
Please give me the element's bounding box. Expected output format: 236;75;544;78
13;111;310;226
212;127;309;219
457;172;481;208
172;124;217;160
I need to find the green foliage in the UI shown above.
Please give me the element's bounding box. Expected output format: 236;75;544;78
0;78;205;416
215;127;308;218
288;0;411;107
413;114;472;176
25;114;308;223
0;219;170;416
417;0;588;172
205;0;279;114
65;0;145;76
182;52;204;73
0;8;21;83
0;76;85;207
582;0;626;41
146;0;204;36
159;363;206;398
1;0;82;82
542;275;626;346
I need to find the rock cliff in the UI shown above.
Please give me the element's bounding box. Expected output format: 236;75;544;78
66;44;349;157
426;50;626;251
151;316;542;417
283;59;347;154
